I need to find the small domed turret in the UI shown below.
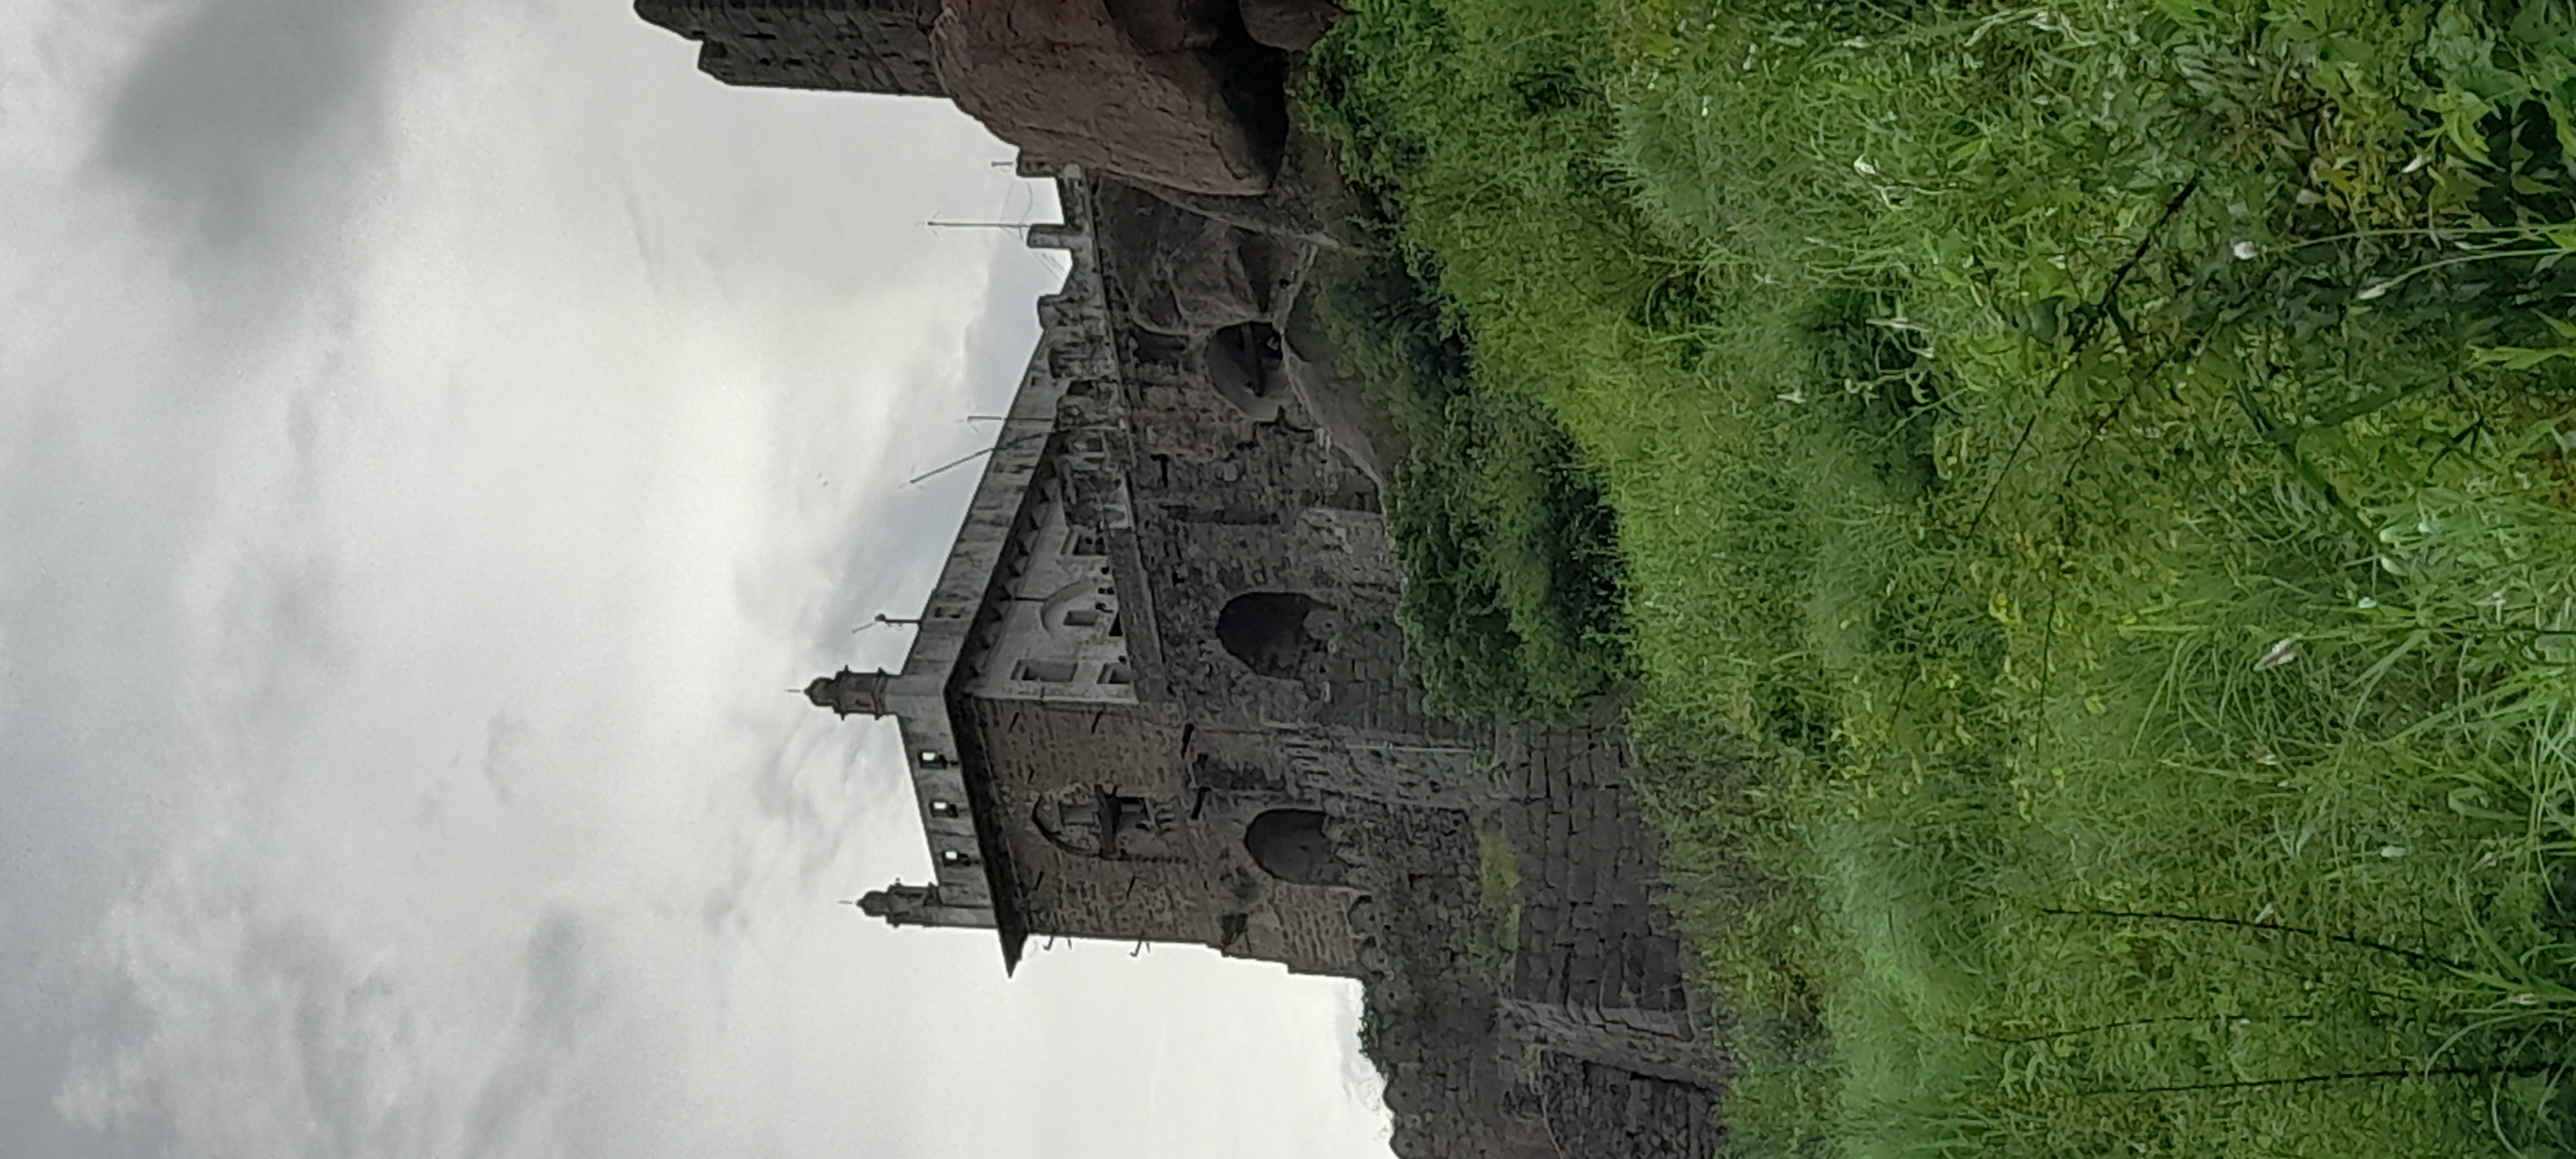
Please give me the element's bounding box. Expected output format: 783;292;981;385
804;667;894;718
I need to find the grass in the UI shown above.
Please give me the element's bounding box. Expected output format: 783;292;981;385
1474;817;1526;977
1310;233;1631;717
1303;1;2576;1154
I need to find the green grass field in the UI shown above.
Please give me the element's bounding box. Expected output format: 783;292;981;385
1305;1;2576;1154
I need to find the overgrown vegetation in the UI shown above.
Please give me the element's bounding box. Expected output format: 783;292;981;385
1473;816;1525;977
1311;231;1631;717
1307;0;2576;1154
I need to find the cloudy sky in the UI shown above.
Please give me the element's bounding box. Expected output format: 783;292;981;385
0;1;1394;1155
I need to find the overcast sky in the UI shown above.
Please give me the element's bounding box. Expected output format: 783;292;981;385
0;1;1394;1155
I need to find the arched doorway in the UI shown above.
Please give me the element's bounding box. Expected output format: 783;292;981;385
1217;592;1320;678
1202;321;1287;421
1244;808;1341;886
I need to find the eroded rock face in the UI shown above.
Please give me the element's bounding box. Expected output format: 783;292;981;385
1095;182;1303;334
1241;0;1347;50
932;0;1287;194
1126;121;1365;249
1281;324;1393;483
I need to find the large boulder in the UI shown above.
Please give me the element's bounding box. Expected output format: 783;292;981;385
1241;0;1346;51
933;1;1285;195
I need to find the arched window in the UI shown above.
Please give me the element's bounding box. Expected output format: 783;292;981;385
1217;592;1320;678
1244;809;1341;887
1202;321;1287;422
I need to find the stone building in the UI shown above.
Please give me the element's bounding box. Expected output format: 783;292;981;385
639;5;1730;1153
811;169;1724;1158
808;172;1460;978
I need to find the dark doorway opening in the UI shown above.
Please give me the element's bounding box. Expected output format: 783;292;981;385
1244;808;1341;886
1217;592;1320;678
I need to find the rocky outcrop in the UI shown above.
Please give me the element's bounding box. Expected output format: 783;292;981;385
1279;276;1403;485
1126;122;1365;249
634;0;946;97
1242;0;1347;50
1095;181;1304;335
931;1;1287;195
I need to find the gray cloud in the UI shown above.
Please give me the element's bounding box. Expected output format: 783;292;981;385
239;919;408;1159
0;409;204;1159
59;887;619;1159
57;905;431;1159
482;710;527;805
465;909;607;1158
94;0;410;256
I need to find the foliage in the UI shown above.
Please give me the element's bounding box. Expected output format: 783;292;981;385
1308;0;2576;1154
1309;233;1631;717
1472;818;1526;978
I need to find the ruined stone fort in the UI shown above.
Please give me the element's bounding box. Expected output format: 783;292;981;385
640;3;1727;1154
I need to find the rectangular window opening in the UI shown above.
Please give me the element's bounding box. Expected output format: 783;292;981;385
1098;663;1133;686
1013;659;1079;683
1063;608;1101;627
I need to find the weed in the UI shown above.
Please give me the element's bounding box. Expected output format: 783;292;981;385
1473;820;1526;979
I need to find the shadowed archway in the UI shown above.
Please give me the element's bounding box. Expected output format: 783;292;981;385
1243;807;1341;886
1217;591;1320;678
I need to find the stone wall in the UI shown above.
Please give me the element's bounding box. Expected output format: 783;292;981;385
640;1;1314;194
1327;720;1727;1159
963;697;1363;975
1083;180;1477;751
1531;1056;1728;1159
1495;724;1699;1019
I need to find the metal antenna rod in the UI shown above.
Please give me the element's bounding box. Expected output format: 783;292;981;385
905;444;996;486
904;429;1053;487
